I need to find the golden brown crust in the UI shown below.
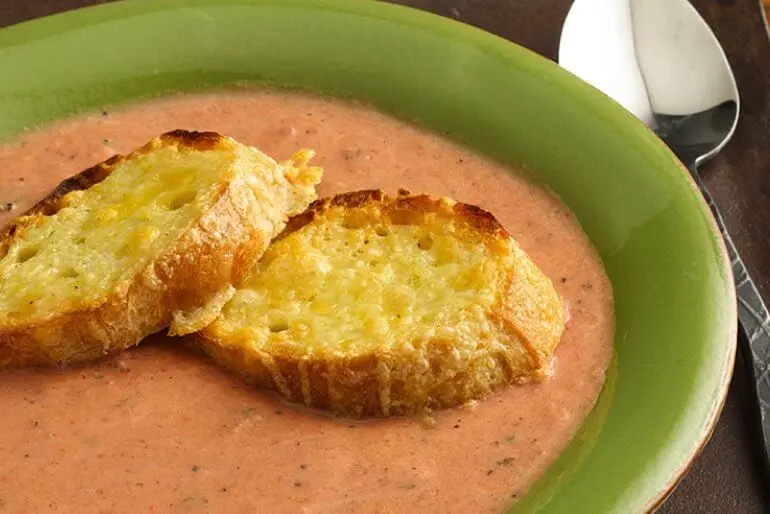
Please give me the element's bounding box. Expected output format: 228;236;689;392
0;130;319;369
197;331;538;418
280;189;511;241
159;129;224;150
198;190;565;418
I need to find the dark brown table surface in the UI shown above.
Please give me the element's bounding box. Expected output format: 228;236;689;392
2;0;770;511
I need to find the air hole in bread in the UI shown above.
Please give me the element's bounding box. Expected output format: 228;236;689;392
269;321;289;333
16;245;40;263
165;190;197;211
375;227;388;237
59;268;79;278
417;235;433;250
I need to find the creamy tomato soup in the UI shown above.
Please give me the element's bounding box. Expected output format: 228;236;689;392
0;90;614;513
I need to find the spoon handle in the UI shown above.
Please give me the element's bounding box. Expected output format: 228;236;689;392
690;165;770;468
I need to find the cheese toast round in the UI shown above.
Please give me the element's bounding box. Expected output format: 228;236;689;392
0;130;321;368
199;189;566;417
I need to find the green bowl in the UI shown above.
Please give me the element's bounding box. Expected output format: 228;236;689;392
0;0;736;511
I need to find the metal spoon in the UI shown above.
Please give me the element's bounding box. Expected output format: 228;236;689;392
558;0;770;472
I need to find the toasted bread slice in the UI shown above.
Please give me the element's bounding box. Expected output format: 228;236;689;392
0;130;322;368
198;189;565;417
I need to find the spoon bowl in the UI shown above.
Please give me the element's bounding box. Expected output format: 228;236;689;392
559;0;740;164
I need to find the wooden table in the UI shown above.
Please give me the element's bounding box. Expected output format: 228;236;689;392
3;0;770;511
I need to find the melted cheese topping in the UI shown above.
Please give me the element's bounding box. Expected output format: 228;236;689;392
218;208;510;358
0;141;320;322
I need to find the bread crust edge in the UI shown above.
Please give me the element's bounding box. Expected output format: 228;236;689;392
199;189;566;418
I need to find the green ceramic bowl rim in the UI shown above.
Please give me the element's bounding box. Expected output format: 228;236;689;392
0;0;737;512
638;157;736;510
